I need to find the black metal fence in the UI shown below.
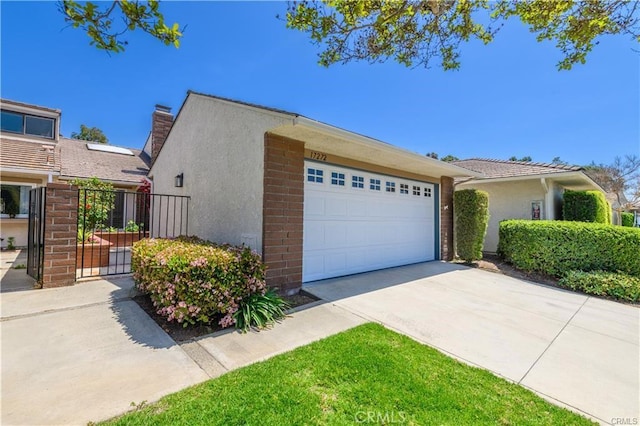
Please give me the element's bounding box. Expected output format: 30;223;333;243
26;187;46;281
76;189;190;278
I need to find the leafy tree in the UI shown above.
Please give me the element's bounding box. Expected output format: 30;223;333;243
426;152;439;159
508;156;532;162
60;0;182;53
584;155;640;209
441;154;459;162
74;177;116;241
71;124;109;144
284;0;639;71
552;156;568;165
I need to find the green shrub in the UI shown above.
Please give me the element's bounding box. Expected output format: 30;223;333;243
562;190;609;223
131;236;267;328
74;177;115;241
559;270;640;303
498;220;640;277
621;212;634;227
234;289;290;332
454;189;489;262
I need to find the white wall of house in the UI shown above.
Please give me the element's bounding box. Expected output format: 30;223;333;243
149;93;294;253
457;179;547;253
0;174;48;248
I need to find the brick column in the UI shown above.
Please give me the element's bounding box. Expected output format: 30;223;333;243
42;183;78;288
262;133;304;295
440;177;454;261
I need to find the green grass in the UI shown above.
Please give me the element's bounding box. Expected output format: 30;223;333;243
104;323;592;425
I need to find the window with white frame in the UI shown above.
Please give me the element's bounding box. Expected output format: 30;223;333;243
424;187;432;197
331;172;345;186
385;181;396;193
400;183;409;194
0;183;34;218
370;178;381;191
1;110;55;139
352;175;364;189
307;168;324;183
413;186;421;196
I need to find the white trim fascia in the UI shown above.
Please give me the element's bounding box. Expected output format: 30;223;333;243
57;175;141;188
293;116;481;178
0;167;60;177
456;171;600;188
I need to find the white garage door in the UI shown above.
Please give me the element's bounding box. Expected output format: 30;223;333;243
303;161;436;282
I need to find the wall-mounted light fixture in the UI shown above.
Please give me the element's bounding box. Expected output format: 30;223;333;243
175;173;184;188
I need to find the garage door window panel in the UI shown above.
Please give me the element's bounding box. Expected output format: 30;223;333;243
307;168;324;183
331;172;345;186
352;175;364;189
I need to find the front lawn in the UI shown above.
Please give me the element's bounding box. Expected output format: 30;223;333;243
104;323;592;425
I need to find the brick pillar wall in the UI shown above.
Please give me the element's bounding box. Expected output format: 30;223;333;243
440;177;454;261
42;183;78;288
262;133;304;295
151;105;174;163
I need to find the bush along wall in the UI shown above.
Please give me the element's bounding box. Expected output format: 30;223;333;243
562;190;610;224
621;212;634;227
132;236;270;328
454;189;489;262
498;220;640;277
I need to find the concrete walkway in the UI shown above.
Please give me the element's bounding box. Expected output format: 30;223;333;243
0;275;364;425
304;262;640;425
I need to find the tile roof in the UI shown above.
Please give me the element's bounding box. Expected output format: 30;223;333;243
452;158;582;179
58;138;149;184
0;137;60;173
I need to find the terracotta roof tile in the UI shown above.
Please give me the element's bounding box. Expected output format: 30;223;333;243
452;158;582;179
0;137;60;173
58;138;149;184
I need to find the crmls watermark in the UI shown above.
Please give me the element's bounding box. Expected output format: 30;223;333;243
611;418;638;425
355;411;407;424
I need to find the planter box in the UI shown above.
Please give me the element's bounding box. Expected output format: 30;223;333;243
77;238;112;268
93;231;149;248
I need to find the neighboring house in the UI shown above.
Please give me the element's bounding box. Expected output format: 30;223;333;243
453;158;604;253
147;91;476;294
0;99;149;248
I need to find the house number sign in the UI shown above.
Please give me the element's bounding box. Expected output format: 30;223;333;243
310;151;327;161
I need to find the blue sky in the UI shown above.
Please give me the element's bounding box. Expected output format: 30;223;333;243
1;1;638;165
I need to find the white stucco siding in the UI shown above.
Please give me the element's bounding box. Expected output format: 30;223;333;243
149;94;294;253
457;180;547;253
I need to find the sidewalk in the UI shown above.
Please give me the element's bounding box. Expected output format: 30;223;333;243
0;276;364;425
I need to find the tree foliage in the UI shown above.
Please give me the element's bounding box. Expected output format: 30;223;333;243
508;155;532;162
285;0;639;71
60;0;182;53
584;155;640;208
74;177;116;241
71;124;109;144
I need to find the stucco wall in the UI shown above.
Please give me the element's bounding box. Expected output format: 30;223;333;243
149;94;293;253
1;174;48;248
457;180;547;253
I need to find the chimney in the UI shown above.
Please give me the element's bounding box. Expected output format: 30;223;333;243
151;104;174;163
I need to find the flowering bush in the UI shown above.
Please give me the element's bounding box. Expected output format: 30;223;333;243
131;236;267;328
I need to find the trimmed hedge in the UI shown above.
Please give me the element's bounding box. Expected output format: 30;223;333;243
621;212;634;227
131;236;267;327
562;190;610;224
498;220;640;277
454;189;489;262
559;271;640;303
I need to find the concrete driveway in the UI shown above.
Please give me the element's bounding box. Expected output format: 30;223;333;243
304;262;640;425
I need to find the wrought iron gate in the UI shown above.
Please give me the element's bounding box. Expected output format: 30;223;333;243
76;189;190;278
26;187;46;281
